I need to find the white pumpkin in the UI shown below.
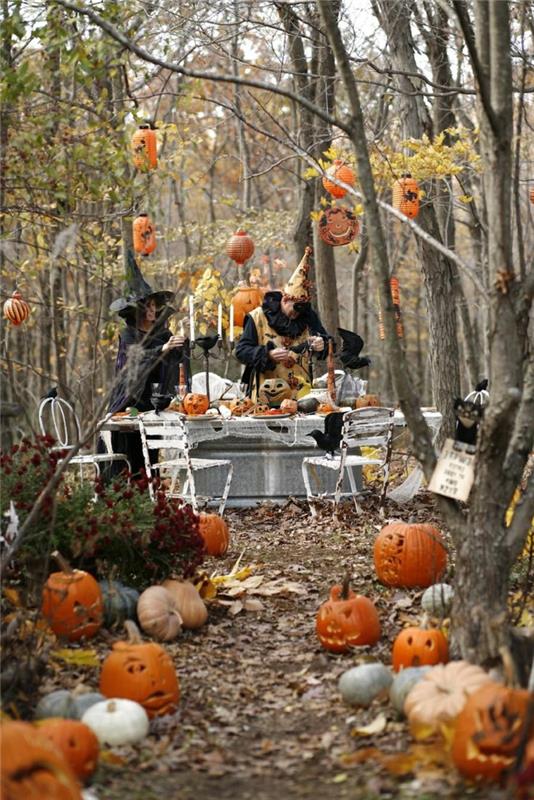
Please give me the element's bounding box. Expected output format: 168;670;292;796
421;583;454;616
82;698;149;746
338;663;393;707
389;666;431;714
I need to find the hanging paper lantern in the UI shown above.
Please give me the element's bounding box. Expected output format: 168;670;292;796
530;187;534;205
392;174;420;218
3;290;31;326
378;279;403;340
322;159;356;199
131;124;157;171
231;285;264;327
318;207;359;246
226;230;255;266
133;214;156;257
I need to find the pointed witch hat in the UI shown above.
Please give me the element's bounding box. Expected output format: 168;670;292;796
109;249;175;319
282;246;313;302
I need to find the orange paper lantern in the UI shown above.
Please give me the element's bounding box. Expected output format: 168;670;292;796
226;230;255;265
3;290;30;326
322;159;356;199
131;124;157;171
392;174;420;218
133;213;156;257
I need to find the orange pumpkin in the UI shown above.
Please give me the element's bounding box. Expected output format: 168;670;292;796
132;213;156;256
355;394;380;408
182;393;209;415
279;399;298;414
228;397;254;417
226;230;255;265
41;553;103;641
99;620;179;718
0;721;82;799
392;174;420;219
316;578;381;654
317;403;335;415
198;512;230;557
374;522;447;588
3;290;30;326
37;719;99;783
131;124;157;171
452;682;533;782
322;159;356;198
392;626;448;671
231;285;264;327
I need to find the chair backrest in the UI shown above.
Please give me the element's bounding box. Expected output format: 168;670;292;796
38;397;81;447
342;407;395;461
138;415;191;469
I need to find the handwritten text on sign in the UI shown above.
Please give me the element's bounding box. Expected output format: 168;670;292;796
428;438;475;502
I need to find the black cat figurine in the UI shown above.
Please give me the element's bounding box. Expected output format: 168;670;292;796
454;398;485;445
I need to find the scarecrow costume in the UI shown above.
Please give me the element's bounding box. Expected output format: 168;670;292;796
235;248;329;401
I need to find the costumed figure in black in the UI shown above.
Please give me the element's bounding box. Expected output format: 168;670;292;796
235;247;330;401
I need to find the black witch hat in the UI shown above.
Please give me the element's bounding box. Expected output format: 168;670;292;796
109;250;175;319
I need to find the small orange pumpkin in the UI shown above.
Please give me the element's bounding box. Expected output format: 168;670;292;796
132;213;156;256
131;124;157;171
374;522;447;588
316;577;381;653
229;397;254;416
232;285;264;327
182;393;210;415
37;718;99;783
317;403;335;415
226;230;255;265
322;159;356;198
99;620;180;718
392;626;448;671
41;552;103;641
392;174;420;219
355;394;380;408
3;290;30;326
198;512;230;557
279;399;298;414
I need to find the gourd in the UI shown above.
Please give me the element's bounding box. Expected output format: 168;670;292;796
182;393;209;416
404;660;493;738
82;699;149;746
421;583;454;617
198;512;230;557
137;586;182;641
41;552;103;641
36;719;99;782
392;626;448;671
338;663;392;707
374;522;447;588
316;576;381;653
0;721;82;799
161;579;208;629
389;666;431;714
34;689;105;721
99;580;139;628
99;620;180;718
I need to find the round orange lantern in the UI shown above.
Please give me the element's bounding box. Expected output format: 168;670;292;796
3;290;30;326
133;213;156;257
226;230;255;265
131;124;157;171
231;284;264;326
322;159;356;198
392;174;420;218
530;187;534;205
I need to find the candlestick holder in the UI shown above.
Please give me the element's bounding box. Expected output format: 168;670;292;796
192;335;221;404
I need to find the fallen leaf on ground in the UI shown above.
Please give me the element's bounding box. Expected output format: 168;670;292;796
351;713;387;737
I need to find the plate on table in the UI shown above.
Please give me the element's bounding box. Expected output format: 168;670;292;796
251;413;294;420
184;414;221;421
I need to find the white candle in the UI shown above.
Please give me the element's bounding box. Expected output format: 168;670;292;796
189;295;195;342
179;320;185;337
217;303;222;338
229;304;234;343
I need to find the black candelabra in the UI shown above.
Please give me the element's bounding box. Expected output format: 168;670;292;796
191;335;224;403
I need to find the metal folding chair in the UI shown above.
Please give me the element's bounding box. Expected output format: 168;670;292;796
138;414;233;515
302;406;395;516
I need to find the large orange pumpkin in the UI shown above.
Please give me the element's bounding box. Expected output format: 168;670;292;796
392;626;448;671
0;721;82;799
226;230;255;265
392;174;420;219
198;512;230;556
131;124;157;171
99;621;179;718
182;393;209;415
3;290;31;326
36;719;99;783
374;522;447;588
316;578;381;654
231;285;263;327
322;159;356;198
41;553;103;641
132;213;156;256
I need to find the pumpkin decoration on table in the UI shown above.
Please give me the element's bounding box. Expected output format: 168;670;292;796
182;393;210;416
317;402;336;415
316;576;381;654
318;206;360;247
392;625;448;672
99;620;180;718
137;586;183;641
355;394;380;408
392;173;420;219
374;521;447;588
99;580;139;628
161;579;208;629
322;159;356;199
228;397;254;417
132;213;156;257
82;698;149;747
131;123;157;171
226;229;255;266
198;512;230;557
231;284;264;327
41;552;103;641
0;721;82;799
36;719;99;783
34;690;105;721
261;377;293;407
404;660;493;739
279;398;298;415
3;290;31;326
451;682;533;783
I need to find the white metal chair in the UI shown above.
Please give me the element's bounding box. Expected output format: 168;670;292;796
138;414;233;515
302;406;395;516
38;396;131;478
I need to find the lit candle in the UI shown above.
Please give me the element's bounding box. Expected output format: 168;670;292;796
217;303;222;338
189;295;195;342
229;304;234;343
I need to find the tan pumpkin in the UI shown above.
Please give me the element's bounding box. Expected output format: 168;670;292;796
404;660;493;739
161;580;208;629
137;586;182;641
279;399;298;414
182;393;209;415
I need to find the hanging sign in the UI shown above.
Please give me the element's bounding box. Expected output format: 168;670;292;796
428;438;475;502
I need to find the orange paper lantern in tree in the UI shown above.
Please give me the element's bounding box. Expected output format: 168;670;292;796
392;626;448;671
131;124;157;171
226;230;255;265
322;159;356;199
232;284;264;327
374;522;447;588
133;213;156;257
316;577;381;653
198;512;230;556
529;187;534;205
3;290;30;326
41;552;103;641
392;174;420;218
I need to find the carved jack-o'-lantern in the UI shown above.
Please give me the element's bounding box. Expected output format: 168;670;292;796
318;207;360;247
229;397;254;416
99;621;179;718
392;626;449;671
261;378;293;406
252;403;270;414
182;393;209;415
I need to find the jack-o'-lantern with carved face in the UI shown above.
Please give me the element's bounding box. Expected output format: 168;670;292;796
182;393;209;416
318;207;360;247
229;397;254;417
261;378;293;407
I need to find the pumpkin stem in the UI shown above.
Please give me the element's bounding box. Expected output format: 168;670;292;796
123;619;143;644
340;574;351;600
51;550;73;574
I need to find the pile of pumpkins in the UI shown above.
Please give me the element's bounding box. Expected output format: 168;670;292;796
315;520;534;788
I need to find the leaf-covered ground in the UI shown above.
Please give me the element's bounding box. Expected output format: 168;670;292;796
34;491;520;800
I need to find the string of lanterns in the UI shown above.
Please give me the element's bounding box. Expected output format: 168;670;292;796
378;277;404;340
